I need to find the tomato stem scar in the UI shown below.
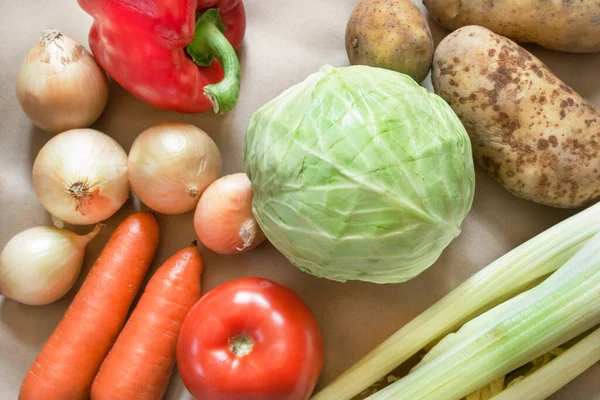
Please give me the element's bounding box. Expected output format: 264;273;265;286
228;334;254;357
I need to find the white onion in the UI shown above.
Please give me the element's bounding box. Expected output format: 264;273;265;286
0;225;101;305
16;29;109;133
128;122;222;215
32;128;129;225
194;173;266;254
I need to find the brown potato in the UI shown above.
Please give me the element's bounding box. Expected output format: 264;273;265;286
424;0;600;53
346;0;434;82
432;26;600;208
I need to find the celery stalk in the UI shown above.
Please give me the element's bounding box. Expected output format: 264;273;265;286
366;231;600;400
491;326;600;400
311;203;600;400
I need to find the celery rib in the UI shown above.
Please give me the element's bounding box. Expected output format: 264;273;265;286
491;326;600;400
366;231;600;400
311;203;600;400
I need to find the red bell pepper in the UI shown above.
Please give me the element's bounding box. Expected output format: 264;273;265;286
78;0;245;114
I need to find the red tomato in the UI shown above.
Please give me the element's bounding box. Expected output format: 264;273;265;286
176;277;324;400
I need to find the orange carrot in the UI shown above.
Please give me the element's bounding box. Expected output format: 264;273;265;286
19;212;160;400
90;243;203;400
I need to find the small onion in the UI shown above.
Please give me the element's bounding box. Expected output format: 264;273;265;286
128;122;222;215
16;29;109;133
194;173;266;254
0;225;101;305
32;128;129;225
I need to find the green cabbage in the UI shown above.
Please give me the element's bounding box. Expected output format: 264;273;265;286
244;65;475;283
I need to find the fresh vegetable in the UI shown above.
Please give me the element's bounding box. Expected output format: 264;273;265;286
244;65;475;283
490;326;600;400
0;225;101;305
465;333;582;399
346;0;433;82
91;244;203;400
424;0;600;53
32;128;129;225
365;230;600;400
432;26;600;208
78;0;245;113
312;201;600;400
194;173;265;254
128;123;222;215
16;29;109;133
19;213;159;400
177;277;324;400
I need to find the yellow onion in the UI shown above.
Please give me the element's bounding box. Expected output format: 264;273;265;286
194;173;266;254
128;122;222;215
0;225;101;305
32;129;129;225
16;29;109;133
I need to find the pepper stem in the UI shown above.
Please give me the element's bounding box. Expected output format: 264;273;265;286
186;9;241;114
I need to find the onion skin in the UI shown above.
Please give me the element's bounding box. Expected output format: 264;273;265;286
16;30;109;134
128;123;222;215
0;225;101;306
32;129;129;225
194;173;266;254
